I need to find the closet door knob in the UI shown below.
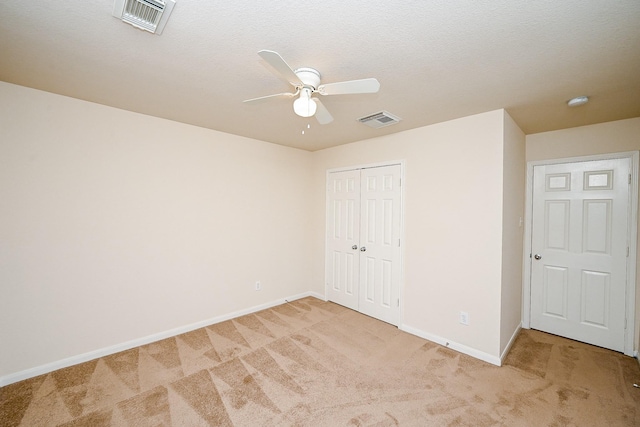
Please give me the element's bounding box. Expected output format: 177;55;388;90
352;245;358;250
360;246;367;252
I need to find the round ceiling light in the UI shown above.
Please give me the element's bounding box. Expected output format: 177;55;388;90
293;88;317;117
567;96;589;107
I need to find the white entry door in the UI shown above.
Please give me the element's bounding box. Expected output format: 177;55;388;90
326;164;402;325
530;158;631;352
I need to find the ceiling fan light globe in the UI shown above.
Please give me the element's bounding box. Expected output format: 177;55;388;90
293;95;317;117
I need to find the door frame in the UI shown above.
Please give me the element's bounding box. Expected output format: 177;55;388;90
324;160;406;325
522;151;639;356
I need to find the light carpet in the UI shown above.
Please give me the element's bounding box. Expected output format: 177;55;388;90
1;297;639;426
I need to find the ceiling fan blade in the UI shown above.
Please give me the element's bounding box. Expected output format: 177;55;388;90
313;98;334;124
243;92;296;104
317;78;380;96
258;50;303;86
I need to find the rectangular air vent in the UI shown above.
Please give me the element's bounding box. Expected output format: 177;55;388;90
113;0;176;34
357;111;402;128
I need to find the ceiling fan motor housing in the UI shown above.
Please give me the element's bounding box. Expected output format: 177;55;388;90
294;68;321;90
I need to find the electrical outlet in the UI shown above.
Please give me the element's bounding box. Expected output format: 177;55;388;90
459;311;469;325
255;281;261;291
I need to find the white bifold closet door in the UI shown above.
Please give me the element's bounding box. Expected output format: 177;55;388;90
325;164;402;326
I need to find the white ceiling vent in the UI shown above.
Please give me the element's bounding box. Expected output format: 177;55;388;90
357;111;401;128
113;0;176;35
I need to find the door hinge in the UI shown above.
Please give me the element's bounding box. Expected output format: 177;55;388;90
628;247;630;257
397;299;400;307
629;174;632;185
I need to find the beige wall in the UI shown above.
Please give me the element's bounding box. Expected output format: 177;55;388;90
312;110;517;361
526;118;640;162
0;82;314;379
500;111;526;354
526;117;640;353
0;80;534;382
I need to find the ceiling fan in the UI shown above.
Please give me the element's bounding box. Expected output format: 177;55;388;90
243;50;380;124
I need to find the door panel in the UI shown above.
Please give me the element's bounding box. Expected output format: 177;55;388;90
326;170;360;310
583;200;611;254
358;165;401;325
530;158;629;352
542;265;567;319
545;200;569;250
325;164;402;325
581;270;609;327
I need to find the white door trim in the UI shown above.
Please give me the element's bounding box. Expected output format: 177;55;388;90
325;160;406;326
522;151;638;356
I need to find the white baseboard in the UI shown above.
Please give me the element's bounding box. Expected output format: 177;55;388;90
0;291;324;387
399;324;502;366
500;323;522;365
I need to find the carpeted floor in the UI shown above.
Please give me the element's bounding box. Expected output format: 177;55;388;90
1;297;639;426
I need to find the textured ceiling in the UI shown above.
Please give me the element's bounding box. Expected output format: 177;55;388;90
1;1;639;151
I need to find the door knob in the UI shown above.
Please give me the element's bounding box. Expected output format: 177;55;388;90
534;254;542;260
360;246;367;252
352;245;358;250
